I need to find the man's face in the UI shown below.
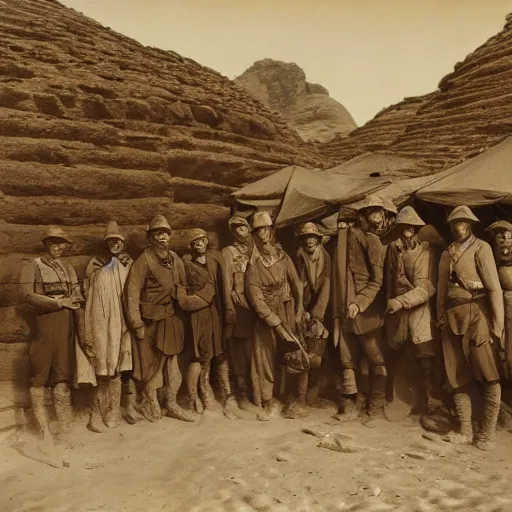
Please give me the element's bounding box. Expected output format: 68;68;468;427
191;236;208;255
365;208;385;234
151;229;171;249
44;238;67;259
450;221;472;242
254;226;271;243
301;235;320;254
401;226;416;240
234;225;249;239
107;238;124;255
495;230;512;255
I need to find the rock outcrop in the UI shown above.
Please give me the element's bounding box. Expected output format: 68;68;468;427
235;59;357;143
323;13;512;174
0;0;329;409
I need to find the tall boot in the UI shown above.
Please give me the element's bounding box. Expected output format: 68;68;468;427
29;387;53;448
475;382;501;451
443;391;473;444
418;357;443;415
218;358;241;419
199;362;220;411
364;372;387;427
165;355;195;422
87;383;107;433
53;383;79;448
105;377;122;428
187;362;203;414
285;372;310;419
334;395;359;422
122;378;144;425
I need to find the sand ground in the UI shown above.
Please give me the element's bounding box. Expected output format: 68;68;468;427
1;402;512;512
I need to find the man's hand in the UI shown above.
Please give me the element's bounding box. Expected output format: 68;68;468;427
347;303;360;320
135;326;145;340
386;298;403;315
60;297;81;310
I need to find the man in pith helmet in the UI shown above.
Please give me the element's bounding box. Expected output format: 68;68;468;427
487;220;512;378
245;211;304;421
80;220;143;433
221;216;256;408
20;226;84;453
183;228;241;418
293;222;331;413
384;206;439;417
438;206;504;450
125;215;205;423
336;194;389;425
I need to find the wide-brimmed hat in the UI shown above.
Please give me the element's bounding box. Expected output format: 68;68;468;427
147;214;172;234
41;226;73;244
356;194;396;214
228;216;251;230
295;222;322;238
447;205;480;224
395;206;426;227
103;220;124;242
188;228;208;244
252;211;273;229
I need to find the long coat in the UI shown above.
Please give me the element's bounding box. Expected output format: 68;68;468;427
385;239;436;348
437;235;504;389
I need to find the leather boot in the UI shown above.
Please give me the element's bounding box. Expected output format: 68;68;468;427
122;378;144;425
475;382;501;451
53;384;75;436
164;386;195;423
443;391;473;444
105;377;122;428
29;387;53;449
218;358;242;419
140;388;162;422
187;362;204;414
199;362;221;411
334;395;359;422
87;389;107;434
364;373;387;427
284;372;310;419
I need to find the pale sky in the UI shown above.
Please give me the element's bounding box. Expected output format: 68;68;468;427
62;0;510;125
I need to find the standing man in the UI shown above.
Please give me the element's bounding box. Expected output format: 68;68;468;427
438;206;504;451
384;206;438;416
20;226;83;450
294;222;331;410
245;211;304;421
336;195;388;425
125;215;203;423
183;228;240;419
81;221;143;433
221;216;256;408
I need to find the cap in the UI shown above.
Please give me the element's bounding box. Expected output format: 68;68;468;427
103;220;124;242
295;222;322;238
252;211;273;229
228;216;250;230
487;220;512;233
147;214;172;234
447;205;480;224
41;226;73;244
188;228;208;244
395;206;426;227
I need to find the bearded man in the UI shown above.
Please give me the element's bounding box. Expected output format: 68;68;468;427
384;206;438;416
221;216;256;407
245;211;304;421
183;228;240;419
81;221;143;433
125;215;205;423
20;226;83;451
438;206;504;451
336;195;389;425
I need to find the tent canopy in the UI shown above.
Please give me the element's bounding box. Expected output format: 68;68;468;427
329;151;421;177
417;137;512;206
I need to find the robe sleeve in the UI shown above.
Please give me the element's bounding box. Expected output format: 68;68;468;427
476;242;504;335
395;244;436;309
351;232;384;313
68;263;85;303
437;251;450;324
176;256;212;312
124;255;147;331
245;260;281;327
285;253;303;315
19;261;62;314
310;250;331;321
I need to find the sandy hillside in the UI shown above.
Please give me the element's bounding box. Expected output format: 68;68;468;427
1;403;512;512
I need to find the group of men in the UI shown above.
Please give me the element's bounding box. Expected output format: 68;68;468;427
20;194;512;453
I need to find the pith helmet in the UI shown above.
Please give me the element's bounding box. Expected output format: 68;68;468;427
228;216;250;230
395;206;426;227
41;225;73;244
103;220;124;242
295;222;322;238
487;220;512;233
147;214;172;234
188;227;208;244
357;194;397;213
382;198;398;215
447;206;480;224
252;211;273;229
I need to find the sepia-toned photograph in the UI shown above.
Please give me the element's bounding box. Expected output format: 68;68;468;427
1;1;512;510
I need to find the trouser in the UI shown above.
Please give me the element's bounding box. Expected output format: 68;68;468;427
188;354;232;406
229;336;253;398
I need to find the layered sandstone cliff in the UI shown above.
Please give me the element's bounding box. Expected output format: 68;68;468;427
0;0;329;411
323;13;512;174
235;59;357;143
